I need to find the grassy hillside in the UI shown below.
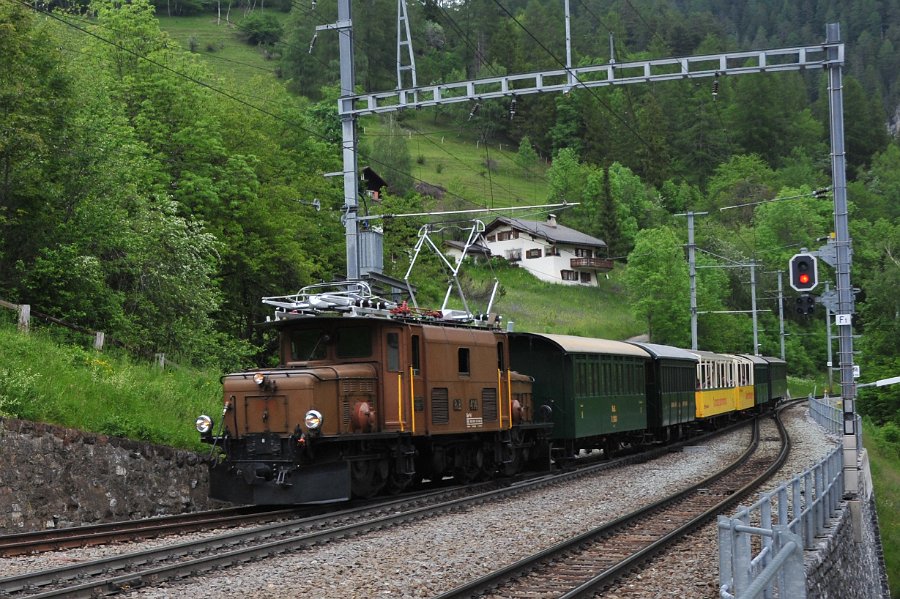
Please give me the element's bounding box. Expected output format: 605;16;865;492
158;13;287;88
360;113;551;208
863;421;900;598
0;315;220;451
461;261;641;340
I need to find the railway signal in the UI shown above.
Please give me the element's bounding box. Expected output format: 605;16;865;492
788;253;818;292
795;293;816;315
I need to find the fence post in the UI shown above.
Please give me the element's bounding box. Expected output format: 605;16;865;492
94;331;105;351
17;304;30;333
155;353;166;369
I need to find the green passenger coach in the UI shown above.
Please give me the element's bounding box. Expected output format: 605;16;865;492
508;332;651;458
629;342;698;435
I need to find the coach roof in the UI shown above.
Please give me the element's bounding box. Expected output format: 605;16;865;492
512;332;650;358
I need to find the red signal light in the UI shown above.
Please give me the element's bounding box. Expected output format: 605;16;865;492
799;273;810;285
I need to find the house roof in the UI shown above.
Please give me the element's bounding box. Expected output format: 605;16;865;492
484;216;607;248
443;240;492;256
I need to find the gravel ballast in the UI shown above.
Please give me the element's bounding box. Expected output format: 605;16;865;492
1;406;837;599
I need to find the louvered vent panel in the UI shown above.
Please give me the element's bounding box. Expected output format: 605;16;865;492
341;379;375;394
342;398;351;426
431;388;449;424
482;388;498;422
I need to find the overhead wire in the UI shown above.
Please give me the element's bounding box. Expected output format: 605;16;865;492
488;0;655;156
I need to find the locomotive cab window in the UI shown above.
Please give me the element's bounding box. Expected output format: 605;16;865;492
336;327;371;358
291;329;329;361
411;335;421;374
386;332;400;372
458;348;470;375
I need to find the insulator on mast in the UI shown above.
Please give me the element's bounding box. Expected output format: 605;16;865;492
509;97;517;120
308;33;318;54
468;101;481;121
712;72;720;98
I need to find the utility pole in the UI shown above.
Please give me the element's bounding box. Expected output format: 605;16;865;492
676;211;707;350
324;0;361;280
750;262;759;355
824;23;858;499
825;281;834;394
777;271;785;360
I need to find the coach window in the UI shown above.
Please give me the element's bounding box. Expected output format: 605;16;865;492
386;332;400;372
458;348;470;375
411;335;421;374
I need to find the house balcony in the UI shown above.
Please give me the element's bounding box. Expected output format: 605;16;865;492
570;257;614;272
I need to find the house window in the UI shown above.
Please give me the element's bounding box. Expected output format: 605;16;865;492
498;231;518;241
506;249;522;262
580;272;592;283
546;246;560;256
526;248;542;259
487;235;496;242
561;270;578;281
575;248;593;258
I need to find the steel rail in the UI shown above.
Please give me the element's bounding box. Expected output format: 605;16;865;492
0;506;302;557
0;417;758;598
434;402;798;598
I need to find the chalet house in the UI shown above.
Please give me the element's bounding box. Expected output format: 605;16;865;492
442;239;493;265
483;215;613;286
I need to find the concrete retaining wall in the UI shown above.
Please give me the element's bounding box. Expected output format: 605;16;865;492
805;450;891;598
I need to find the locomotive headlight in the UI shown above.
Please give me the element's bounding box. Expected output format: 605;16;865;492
195;414;214;434
304;409;323;430
253;372;266;387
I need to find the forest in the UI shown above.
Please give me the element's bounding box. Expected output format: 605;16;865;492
0;0;898;432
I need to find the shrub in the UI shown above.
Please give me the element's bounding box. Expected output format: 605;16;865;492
237;13;283;46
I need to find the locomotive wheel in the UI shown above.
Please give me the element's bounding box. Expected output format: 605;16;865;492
384;466;412;495
453;446;483;484
351;458;388;499
501;449;522;476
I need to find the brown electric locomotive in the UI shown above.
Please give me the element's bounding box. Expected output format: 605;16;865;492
196;282;552;504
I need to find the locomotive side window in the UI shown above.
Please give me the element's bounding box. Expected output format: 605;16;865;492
497;342;505;371
411;335;420;374
336;327;371;358
458;348;470;375
291;329;328;361
386;332;400;372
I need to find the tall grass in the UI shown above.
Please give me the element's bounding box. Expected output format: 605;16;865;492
458;260;641;340
863;420;900;598
0;318;220;451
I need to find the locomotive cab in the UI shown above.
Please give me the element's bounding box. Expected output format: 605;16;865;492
197;285;551;505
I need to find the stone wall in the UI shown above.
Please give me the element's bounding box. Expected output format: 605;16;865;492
805;450;891;599
0;418;224;532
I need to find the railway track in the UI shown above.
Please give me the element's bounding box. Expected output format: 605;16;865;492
433;404;797;599
0;413;751;561
0;418;759;598
0;506;310;557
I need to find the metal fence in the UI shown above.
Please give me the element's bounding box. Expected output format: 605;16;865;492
718;397;852;599
808;394;863;448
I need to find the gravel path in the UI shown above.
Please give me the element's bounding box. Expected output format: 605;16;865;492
1;406;837;599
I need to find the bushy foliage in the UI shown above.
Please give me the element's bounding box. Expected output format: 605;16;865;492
237;13;283;46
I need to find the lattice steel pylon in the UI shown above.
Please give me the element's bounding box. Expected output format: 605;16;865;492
396;0;417;90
